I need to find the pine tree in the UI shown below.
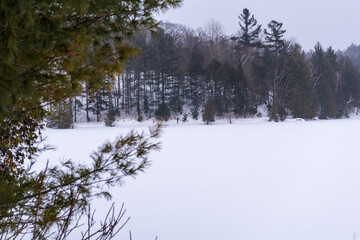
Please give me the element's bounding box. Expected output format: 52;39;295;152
104;104;117;127
338;56;360;116
206;59;226;115
0;0;182;238
264;20;287;55
73;96;83;123
188;43;205;108
311;43;337;119
143;95;150;116
89;90;110;122
0;124;163;240
344;44;360;70
286;44;316;119
202;99;216;124
231;62;250;115
0;0;181;167
262;22;289;121
155;103;171;121
149;28;180;107
191;103;200;120
236;8;262;47
47;100;74;129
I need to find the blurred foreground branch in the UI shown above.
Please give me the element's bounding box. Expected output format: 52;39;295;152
0;124;162;240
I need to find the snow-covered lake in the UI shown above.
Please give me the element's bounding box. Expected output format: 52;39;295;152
40;118;360;240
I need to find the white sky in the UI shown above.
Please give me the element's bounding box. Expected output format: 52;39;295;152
156;0;360;51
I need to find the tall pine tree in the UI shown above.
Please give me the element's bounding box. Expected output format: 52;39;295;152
236;8;262;47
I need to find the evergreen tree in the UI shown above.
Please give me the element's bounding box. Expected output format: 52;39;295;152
231;62;250;115
236;8;262;47
155;103;171;121
264;20;287;55
104;104;117;127
47;100;74;129
345;44;360;70
0;0;181;238
188;42;205;107
144;95;150;116
202;99;216;124
286;44;316;119
206;59;226;115
325;47;343;117
338;56;360;115
73;96;83;123
150;28;180;107
262;22;289;121
258;48;284;121
89;89;110;122
0;124;163;240
191;103;200;120
311;43;337;119
251;52;270;104
1;0;181;168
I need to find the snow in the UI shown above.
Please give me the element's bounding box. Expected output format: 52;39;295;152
39;118;360;240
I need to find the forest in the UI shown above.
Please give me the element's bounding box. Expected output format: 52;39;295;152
2;2;360;239
48;8;360;127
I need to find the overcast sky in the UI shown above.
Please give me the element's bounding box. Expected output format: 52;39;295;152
156;0;360;51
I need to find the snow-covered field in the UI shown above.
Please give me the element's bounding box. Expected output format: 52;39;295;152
39;118;360;240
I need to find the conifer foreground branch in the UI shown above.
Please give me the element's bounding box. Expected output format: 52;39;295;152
0;123;162;240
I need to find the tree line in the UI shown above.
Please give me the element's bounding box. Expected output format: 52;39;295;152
48;8;360;127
